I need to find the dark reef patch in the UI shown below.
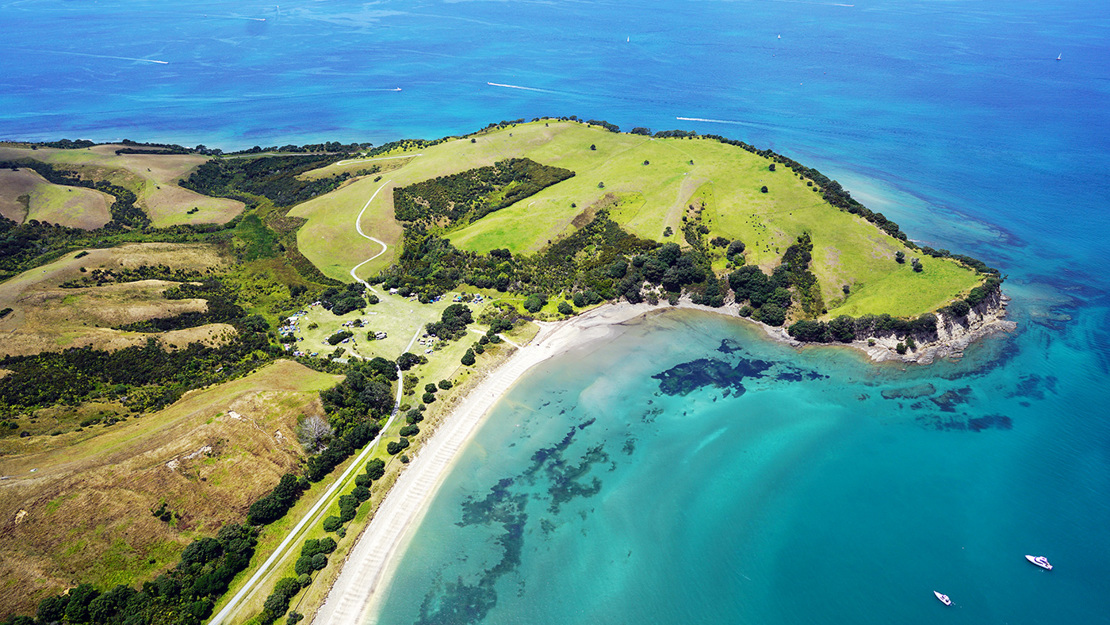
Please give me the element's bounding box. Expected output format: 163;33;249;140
419;420;611;623
916;412;1013;432
881;383;937;400
1008;374;1057;401
969;413;1013;431
652;357;773;396
716;338;744;354
931;387;973;412
622;437;636;455
652;351;824;396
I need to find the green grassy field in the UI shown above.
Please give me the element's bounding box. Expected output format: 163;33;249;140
292;121;982;319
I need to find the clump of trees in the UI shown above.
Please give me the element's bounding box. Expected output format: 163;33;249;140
425;303;473;341
319;282;366;315
326;330;353;345
726;234;822;326
319;358;397;434
180;154;350;207
788;313;940;343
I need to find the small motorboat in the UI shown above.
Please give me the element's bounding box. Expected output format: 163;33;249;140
934;591;952;606
1025;555;1053;570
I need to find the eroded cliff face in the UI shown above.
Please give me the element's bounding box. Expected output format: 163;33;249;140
857;288;1015;364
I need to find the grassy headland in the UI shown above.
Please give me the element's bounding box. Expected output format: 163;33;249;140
292;120;984;321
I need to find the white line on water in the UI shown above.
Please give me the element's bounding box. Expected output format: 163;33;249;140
486;81;559;94
676;116;751;125
19;49;169;64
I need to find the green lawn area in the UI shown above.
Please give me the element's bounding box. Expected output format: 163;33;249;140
291;120;985;320
284;289;498;364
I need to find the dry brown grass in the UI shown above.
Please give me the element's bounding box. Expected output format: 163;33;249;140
0;145;244;228
0;243;229;358
0;168;37;222
0;360;342;619
0;167;113;230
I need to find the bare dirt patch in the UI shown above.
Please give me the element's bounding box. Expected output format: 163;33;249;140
0;360;342;618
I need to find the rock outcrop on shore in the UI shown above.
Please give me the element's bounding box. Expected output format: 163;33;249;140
852;289;1015;364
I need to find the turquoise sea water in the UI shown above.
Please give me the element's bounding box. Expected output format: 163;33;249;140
2;0;1108;622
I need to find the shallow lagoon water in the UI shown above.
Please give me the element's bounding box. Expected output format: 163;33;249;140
372;306;1108;624
2;0;1109;623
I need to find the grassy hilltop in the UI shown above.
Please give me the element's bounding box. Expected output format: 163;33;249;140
293;120;982;319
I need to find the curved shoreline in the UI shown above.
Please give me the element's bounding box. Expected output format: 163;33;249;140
312;303;658;625
311;297;1015;623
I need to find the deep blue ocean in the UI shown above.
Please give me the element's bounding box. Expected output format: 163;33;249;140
2;0;1108;623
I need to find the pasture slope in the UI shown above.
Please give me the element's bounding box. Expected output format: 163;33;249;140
0;242;231;359
0;143;244;228
0;166;114;229
293;120;982;319
0;360;342;618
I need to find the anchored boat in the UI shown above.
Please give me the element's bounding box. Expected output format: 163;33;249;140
1025;555;1053;570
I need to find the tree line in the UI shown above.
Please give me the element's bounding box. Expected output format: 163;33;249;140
393;158;574;227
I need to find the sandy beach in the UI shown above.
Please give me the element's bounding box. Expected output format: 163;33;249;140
312;302;658;625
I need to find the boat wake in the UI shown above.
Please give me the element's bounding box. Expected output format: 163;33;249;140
18;49;169;65
487;81;560;94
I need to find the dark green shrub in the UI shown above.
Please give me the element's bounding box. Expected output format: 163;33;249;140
322;516;342;532
294;556;314;576
364;458;385;480
399;424;419;437
352;485;371;502
386;437;410;455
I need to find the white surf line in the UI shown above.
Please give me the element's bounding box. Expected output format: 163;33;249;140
19;49;168;64
334;153;422;167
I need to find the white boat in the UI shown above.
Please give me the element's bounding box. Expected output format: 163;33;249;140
934;591;952;606
1056;53;1062;61
1025;555;1053;570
